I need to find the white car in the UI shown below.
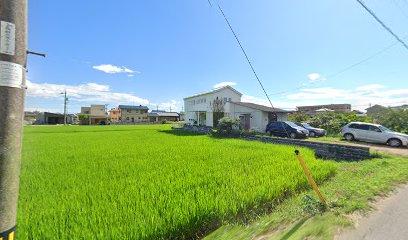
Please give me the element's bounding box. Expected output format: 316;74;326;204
341;122;408;147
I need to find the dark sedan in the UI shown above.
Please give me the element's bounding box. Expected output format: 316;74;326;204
295;123;326;137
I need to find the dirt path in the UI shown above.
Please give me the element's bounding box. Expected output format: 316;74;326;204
349;142;408;157
336;185;408;240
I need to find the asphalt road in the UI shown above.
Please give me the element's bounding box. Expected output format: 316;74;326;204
337;185;408;240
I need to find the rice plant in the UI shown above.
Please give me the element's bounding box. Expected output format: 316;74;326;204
18;125;336;239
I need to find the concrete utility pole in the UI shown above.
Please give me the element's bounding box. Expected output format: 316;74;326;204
0;0;27;238
60;90;68;125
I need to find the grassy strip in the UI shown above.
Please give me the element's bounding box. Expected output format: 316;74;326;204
205;154;408;240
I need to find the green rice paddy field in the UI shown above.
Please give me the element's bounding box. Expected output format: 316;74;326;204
19;125;336;239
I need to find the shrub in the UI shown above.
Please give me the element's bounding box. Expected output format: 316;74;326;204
376;109;408;134
161;119;167;124
215;117;240;136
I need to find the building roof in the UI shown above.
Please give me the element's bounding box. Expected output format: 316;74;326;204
365;104;386;110
184;85;242;100
230;102;288;113
148;112;179;117
297;103;351;108
118;105;149;110
43;112;65;117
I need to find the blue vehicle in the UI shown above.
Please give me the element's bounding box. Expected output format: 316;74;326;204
295;122;326;137
266;121;309;139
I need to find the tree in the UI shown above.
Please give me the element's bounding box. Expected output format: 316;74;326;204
376;109;408;133
308;112;374;136
212;97;225;127
288;113;310;123
78;114;89;125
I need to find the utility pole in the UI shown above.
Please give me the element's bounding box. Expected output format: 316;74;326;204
0;0;27;238
60;90;67;125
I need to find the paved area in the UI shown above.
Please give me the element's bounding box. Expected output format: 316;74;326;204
337;185;408;240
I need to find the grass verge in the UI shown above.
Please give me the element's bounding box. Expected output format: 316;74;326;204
205;153;408;240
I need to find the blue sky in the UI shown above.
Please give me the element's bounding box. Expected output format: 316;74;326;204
26;0;408;113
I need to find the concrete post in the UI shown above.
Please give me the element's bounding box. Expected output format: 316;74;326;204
0;0;27;237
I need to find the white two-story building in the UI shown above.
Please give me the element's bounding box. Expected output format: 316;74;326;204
184;86;288;132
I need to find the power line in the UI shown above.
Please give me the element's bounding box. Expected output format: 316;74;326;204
356;0;408;51
391;0;408;19
208;1;292;137
215;4;277;112
269;37;403;96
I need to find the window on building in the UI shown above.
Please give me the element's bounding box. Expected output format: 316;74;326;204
224;97;227;102
126;117;129;120
127;109;131;113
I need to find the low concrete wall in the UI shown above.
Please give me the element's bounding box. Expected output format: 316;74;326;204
178;125;212;135
240;135;370;161
176;126;370;161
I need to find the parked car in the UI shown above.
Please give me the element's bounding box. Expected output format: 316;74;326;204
294;123;327;137
341;122;408;147
266;121;309;139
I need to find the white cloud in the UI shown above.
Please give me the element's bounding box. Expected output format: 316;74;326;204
356;84;385;91
92;64;140;75
285;84;408;110
307;73;321;81
307;73;326;83
26;80;149;105
150;100;180;112
213;81;237;89
241;95;308;110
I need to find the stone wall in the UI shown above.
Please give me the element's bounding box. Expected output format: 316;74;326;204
176;126;370;161
240;135;370;161
177;125;213;135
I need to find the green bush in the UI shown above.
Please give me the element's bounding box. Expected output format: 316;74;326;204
290;112;375;136
214;117;240;136
161;119;167;124
376;109;408;133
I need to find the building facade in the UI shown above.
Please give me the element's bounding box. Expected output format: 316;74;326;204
296;104;351;114
118;105;149;123
109;108;121;122
148;111;180;122
184;86;288;132
80;105;108;125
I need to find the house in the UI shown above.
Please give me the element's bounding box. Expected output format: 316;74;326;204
109;108;121;122
24;111;40;124
80;105;108;125
184;86;288;132
297;104;351;115
365;104;386;116
148;110;180;122
179;111;185;121
35;112;65;125
118;105;149;123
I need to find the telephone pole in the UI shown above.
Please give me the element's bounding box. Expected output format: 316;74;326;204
61;90;67;125
0;0;27;238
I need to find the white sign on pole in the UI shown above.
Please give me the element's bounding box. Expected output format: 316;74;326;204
0;21;16;55
0;61;24;88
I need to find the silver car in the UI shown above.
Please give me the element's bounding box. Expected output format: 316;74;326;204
341;122;408;147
